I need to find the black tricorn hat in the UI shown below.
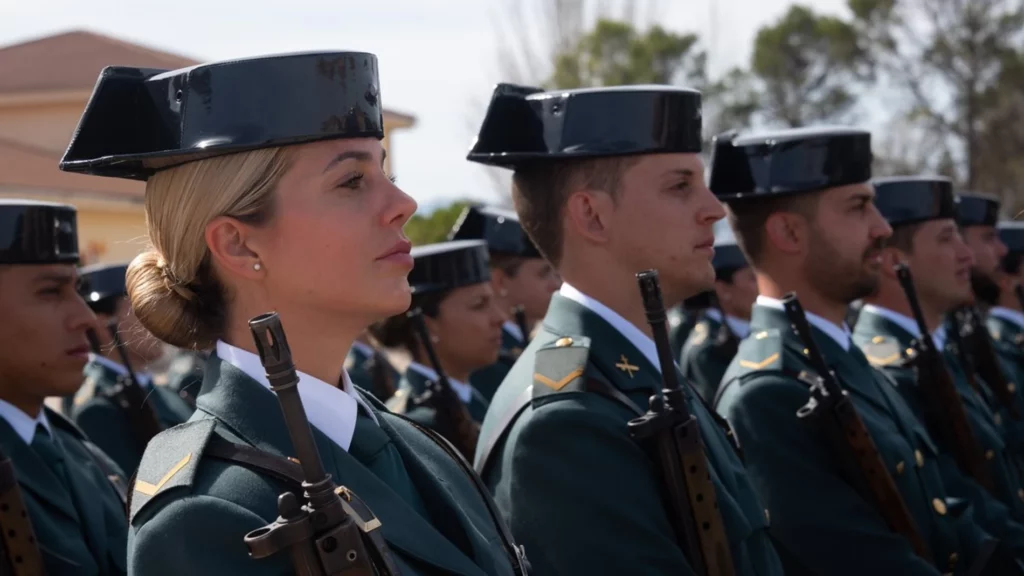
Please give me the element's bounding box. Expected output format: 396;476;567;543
998;221;1024;254
409;240;491;296
712;240;748;273
78;262;129;311
872;176;957;227
709;126;872;202
956;193;1000;228
59;51;384;181
0;200;78;265
466;83;702;169
448;204;542;259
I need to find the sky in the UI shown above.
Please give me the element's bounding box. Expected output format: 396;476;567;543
2;0;848;213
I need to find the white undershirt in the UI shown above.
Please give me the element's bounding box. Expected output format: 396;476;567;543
756;295;852;351
502;321;524;343
990;307;1024;330
406;361;475;404
0;399;51;444
703;308;752;339
216;340;377;452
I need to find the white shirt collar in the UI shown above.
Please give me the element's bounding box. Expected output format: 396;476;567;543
703;308;752;339
216;340;377;452
559;282;665;374
406;361;475;404
502;321;524;343
0;399;51;444
89;353;152;388
756;295;852;351
349;340;375;358
990;307;1024;330
932;325;948;352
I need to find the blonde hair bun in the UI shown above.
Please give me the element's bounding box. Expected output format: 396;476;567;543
127;250;213;350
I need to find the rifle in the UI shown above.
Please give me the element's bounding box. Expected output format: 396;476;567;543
512;305;531;347
782;293;933;564
103;319;162;445
707;293;739;360
244;313;401;576
405;308;480;460
0;445;45;576
895;264;995;493
955;307;1021;420
627;270;735;576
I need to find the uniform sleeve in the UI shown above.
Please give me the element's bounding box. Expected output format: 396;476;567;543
720;373;942;576
73;399;142;477
503;394;696;576
129;494;290;576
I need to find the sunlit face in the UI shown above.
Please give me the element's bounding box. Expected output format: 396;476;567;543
0;265;95;401
903;220;975;313
254;138;417;322
610;153;725;304
715;266;758;320
99;297;166;364
963;225;1007;278
498;258;561;324
425;283;505;376
804;183;893;304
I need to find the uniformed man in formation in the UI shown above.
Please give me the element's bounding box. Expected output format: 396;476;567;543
852;176;1024;544
0;200;129;575
468;83;785;575
4;43;1024;576
713;127;1021;574
679;239;755;402
68;262;195;474
450;204;562;401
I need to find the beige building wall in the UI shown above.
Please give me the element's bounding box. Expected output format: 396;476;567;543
0;95;89;153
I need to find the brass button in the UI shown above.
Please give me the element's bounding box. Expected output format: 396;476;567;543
985;449;995;460
995;413;1003;425
915;450;925;467
949;552;958;568
802;348;809;356
1018;489;1024;502
555;337;573;347
1009;383;1017;393
872;335;885;344
896;461;906;475
933;498;947;515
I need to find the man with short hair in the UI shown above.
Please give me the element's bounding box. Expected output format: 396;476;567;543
989;222;1024;347
467;84;783;576
852;176;1024;544
0;200;128;575
713;128;1001;574
67;262;195;475
450;204;561;400
679;239;755;402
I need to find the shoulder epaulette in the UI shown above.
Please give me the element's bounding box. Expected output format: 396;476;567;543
532;336;591;399
687;321;709;347
129;419;216;524
734;329;786;373
859;335;914;368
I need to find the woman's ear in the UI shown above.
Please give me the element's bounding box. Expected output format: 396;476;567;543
205;216;265;281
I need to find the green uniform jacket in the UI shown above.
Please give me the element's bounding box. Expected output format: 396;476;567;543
987;313;1024;424
0;408;128;575
469;329;522;402
852;308;1024;546
164;350;206;408
345;344;402;402
127;355;522;576
679;314;740;403
475;293;784;576
67;358;195;476
387;368;490;429
669;305;699;363
717;304;991;575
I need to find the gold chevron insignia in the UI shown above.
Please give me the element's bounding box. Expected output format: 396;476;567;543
135;454;192;496
534;368;584;391
866;353;901;366
739;353;779;370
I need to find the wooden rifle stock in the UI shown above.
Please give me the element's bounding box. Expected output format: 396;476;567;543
782;293;933;565
956;308;1021;420
894;265;994;492
627;270;735;576
0;446;45;576
244;313;400;576
406;308;480;460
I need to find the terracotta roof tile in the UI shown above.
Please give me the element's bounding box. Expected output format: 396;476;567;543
0;30;198;94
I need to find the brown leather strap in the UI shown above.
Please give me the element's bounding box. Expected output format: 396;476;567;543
0;458;45;575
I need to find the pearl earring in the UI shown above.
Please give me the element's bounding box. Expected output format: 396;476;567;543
253;262;262;271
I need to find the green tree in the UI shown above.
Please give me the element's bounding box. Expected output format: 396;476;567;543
747;4;870;127
403;201;471;246
850;0;1024;196
548;18;705;89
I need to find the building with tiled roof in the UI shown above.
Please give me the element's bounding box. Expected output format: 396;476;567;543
0;30;416;264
